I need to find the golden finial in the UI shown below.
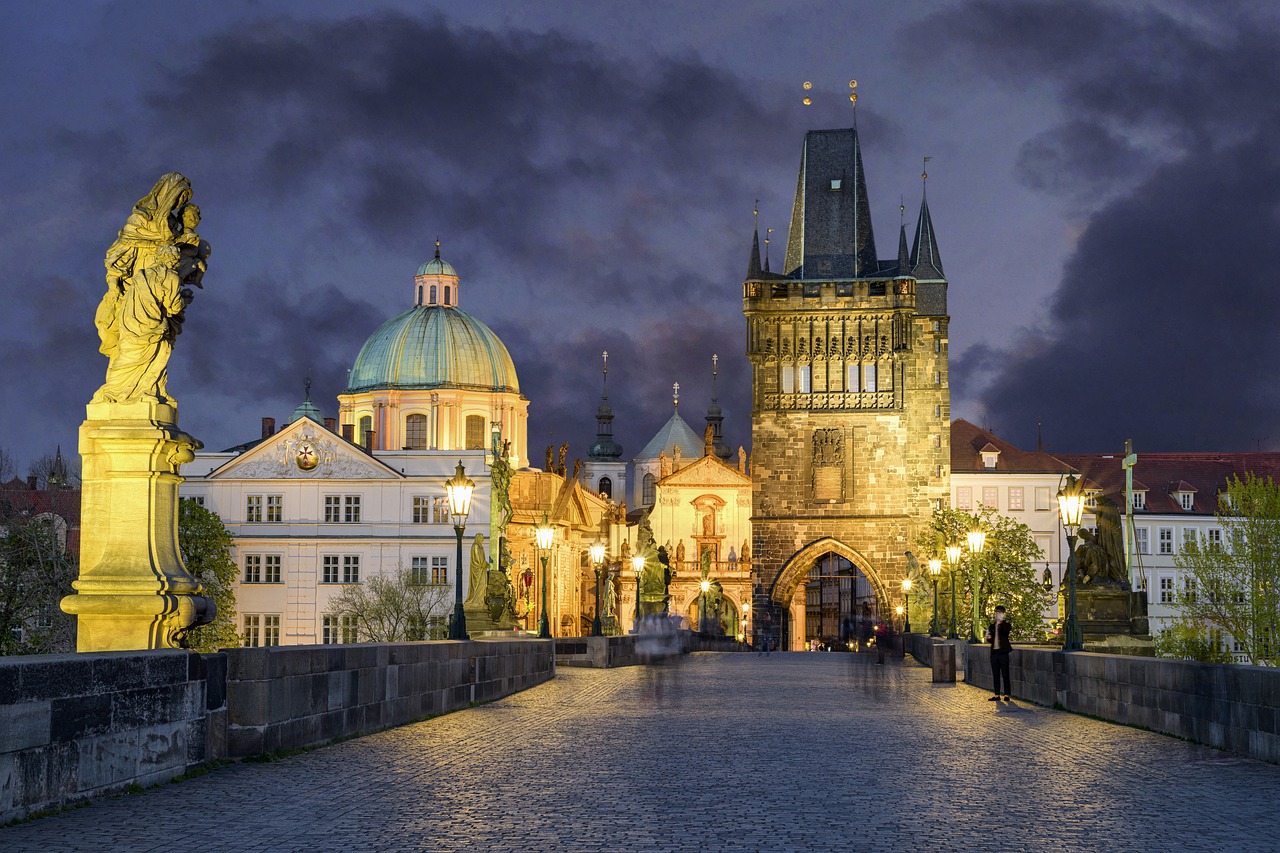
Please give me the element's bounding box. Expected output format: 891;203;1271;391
803;80;812;106
849;79;858;108
922;156;931;182
673;382;680;410
754;199;759;228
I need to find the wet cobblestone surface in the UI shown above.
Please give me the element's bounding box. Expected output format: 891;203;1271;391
5;652;1280;851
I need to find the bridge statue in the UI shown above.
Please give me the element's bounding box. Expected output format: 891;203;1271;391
63;173;214;650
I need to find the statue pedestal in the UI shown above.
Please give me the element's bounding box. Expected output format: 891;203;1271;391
60;400;213;651
1060;585;1152;651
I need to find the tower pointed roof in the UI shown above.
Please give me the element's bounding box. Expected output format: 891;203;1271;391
588;352;623;461
747;228;762;279
897;221;912;277
783;126;878;279
910;192;945;281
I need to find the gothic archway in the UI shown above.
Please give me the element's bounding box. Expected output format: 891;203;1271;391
766;537;890;650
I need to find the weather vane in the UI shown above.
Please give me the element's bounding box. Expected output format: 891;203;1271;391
801;79;858;112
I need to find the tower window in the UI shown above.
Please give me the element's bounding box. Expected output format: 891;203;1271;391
444;285;452;305
430;285;437;303
405;414;428;450
465;415;486;450
830;179;842;190
358;415;373;447
642;473;656;505
598;476;612;499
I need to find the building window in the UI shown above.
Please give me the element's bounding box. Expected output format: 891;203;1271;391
1035;487;1051;511
1183;528;1198;549
598;476;612;499
264;554;281;583
411;556;431;585
781;365;795;394
242;615;261;647
1159;527;1174;555
245;495;263;523
955;486;972;510
798;365;812;393
186;495;205;507
1206;528;1222;547
344;495;361;523
358;415;373;447
405;414;429;449
1008;487;1024;511
343;555;360;584
1159;576;1176;604
935;405;942;419
323;615;340;644
642;473;656;505
263;615;281;647
1134;527;1149;555
1132;491;1146;510
265;495;282;523
933;370;941;386
444;285;451;305
324;495;341;523
465;415;486;450
1184;577;1197;604
342;615;358;644
863;364;877;393
322;555;340;584
433;496;449;524
1179;492;1194;510
981;487;998;508
412;496;430;524
432;556;448;585
244;554;262;584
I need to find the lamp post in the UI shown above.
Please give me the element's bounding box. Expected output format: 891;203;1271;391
631;555;645;630
742;602;750;644
589;540;606;637
1057;473;1086;651
966;527;987;643
945;544;962;639
535;513;554;639
699;579;711;633
928;558;942;637
445;461;474;641
901;578;913;634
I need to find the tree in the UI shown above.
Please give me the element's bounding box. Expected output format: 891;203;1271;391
1152;618;1234;664
327;567;453;642
178;498;239;652
915;506;1050;642
1173;473;1280;666
27;451;80;490
0;505;77;655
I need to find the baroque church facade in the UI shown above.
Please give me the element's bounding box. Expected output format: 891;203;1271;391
744;125;951;647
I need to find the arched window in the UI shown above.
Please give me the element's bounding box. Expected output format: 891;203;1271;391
598;476;612;499
464;415;486;450
358;415;373;447
642;473;656;505
430;285;437;303
405;414;428;449
444;285;452;305
417;285;423;305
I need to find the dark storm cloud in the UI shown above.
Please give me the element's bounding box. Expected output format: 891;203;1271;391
11;11;797;465
915;0;1280;452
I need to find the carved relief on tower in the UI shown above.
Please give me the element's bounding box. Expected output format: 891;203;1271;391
811;428;845;501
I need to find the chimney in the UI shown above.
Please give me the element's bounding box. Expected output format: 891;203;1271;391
27;475;37;490
364;430;376;452
342;424;355;443
324;418;337;432
261;417;276;438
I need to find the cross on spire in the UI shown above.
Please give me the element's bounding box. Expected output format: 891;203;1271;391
673;382;680;411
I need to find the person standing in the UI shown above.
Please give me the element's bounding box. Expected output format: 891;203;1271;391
986;605;1013;701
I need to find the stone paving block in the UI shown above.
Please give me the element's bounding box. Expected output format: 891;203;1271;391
1;700;52;753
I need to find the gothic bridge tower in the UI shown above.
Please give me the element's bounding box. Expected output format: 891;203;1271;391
743;125;949;648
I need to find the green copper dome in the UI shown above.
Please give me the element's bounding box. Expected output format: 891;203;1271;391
417;256;457;277
346;305;520;393
289;399;323;423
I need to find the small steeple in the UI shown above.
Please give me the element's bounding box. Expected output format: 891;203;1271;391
910;160;945;280
588;351;622;461
415;239;460;307
765;228;773;273
747;201;763;279
704;354;731;460
897;197;912;276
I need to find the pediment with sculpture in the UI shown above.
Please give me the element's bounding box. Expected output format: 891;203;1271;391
210;419;400;480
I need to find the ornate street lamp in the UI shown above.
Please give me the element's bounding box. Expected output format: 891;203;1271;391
445;461;474;641
700;578;711;633
928;558;942;637
966;527;987;643
589;540;606;637
901;578;913;634
631;555;645;629
535;513;555;639
945;543;962;639
1057;473;1087;651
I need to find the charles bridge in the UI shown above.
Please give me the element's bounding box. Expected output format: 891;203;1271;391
5;641;1280;851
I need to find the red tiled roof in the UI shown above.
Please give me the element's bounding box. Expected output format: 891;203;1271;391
950;420;1077;474
1054;453;1280;516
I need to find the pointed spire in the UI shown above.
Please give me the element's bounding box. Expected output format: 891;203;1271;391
705;354;730;460
911;159;945;280
747;228;762;279
897;197;912;276
783;125;878;278
765;228;773;272
589;350;622;461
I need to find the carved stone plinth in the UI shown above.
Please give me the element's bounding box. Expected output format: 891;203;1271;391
61;400;213;650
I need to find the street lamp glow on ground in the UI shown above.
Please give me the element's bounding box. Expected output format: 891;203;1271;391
901;578;912;634
445;461;474;641
631;555;645;630
535;513;554;639
945;544;962;639
590;540;606;637
1057;474;1087;651
928;558;942;637
966;527;986;643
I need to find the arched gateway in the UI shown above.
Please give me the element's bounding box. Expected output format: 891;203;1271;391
765;538;888;651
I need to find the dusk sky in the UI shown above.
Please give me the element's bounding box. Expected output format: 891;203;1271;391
3;1;1277;475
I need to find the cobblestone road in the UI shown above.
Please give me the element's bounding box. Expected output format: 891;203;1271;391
5;652;1280;852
